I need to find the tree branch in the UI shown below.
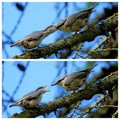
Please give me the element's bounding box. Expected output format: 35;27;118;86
10;71;118;118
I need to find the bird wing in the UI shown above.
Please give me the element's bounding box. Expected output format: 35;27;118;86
65;3;97;27
18;90;41;102
25;92;42;101
18;31;44;42
64;65;97;86
73;65;96;79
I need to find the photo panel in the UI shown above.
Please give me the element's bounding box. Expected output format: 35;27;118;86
2;61;118;118
2;2;118;59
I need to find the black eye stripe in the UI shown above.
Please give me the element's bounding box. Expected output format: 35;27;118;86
27;39;35;42
58;79;63;82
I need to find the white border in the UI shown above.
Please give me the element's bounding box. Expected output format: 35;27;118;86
2;59;119;62
1;0;119;2
0;0;119;119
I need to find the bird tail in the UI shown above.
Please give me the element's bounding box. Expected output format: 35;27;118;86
78;64;97;73
88;3;98;11
88;64;97;72
81;3;98;13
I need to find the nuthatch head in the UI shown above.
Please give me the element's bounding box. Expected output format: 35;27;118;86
56;3;98;33
10;25;57;49
9;86;49;108
52;64;97;91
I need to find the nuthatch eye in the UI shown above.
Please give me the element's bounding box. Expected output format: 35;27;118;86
9;86;49;108
10;25;57;49
56;3;98;33
52;65;97;91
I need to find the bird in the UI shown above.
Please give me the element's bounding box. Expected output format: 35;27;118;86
52;64;97;91
55;3;98;33
10;25;57;49
9;86;49;108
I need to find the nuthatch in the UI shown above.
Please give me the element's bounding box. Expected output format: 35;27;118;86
10;25;57;49
56;3;98;33
9;86;49;108
52;65;96;91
